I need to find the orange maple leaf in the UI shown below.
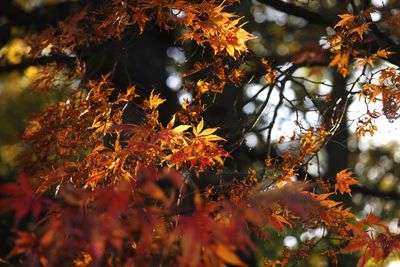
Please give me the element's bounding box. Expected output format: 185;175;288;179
215;243;245;266
335;14;356;29
334;169;358;195
375;48;394;59
349;22;370;40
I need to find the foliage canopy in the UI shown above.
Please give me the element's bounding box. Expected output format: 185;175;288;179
1;0;400;266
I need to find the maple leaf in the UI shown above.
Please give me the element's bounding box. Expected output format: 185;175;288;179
193;118;225;142
8;1;400;266
181;3;255;58
316;193;342;208
143;90;166;110
362;84;381;101
334;169;358;195
172;125;191;133
329;51;350;77
74;252;93;267
7;231;37;259
0;173;43;222
23;120;41;138
224;26;256;58
327;35;342;52
342;239;367;254
355;56;375;67
166;114;176;129
215;243;245;266
261;58;276;84
142;182;166;201
196;80;210;95
166;115;191;134
364;213;388;231
349;22;370;40
335;14;356;29
375;48;394;59
268;213;292;233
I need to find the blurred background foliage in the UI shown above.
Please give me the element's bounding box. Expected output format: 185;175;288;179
0;38;71;178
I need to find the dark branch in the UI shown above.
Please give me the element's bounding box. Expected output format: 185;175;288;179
258;0;334;26
369;24;400;61
0;23;12;46
0;0;82;29
0;56;76;73
296;168;400;200
0;0;38;26
352;185;400;200
259;0;400;66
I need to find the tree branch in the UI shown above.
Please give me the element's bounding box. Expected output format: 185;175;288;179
363;12;400;66
0;0;38;26
0;0;82;29
0;56;76;73
297;167;400;200
352;185;400;200
258;0;334;26
259;0;400;66
0;23;12;46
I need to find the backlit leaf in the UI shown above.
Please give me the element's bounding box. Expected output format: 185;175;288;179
215;243;244;266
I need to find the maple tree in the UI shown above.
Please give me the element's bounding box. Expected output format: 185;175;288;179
1;0;400;266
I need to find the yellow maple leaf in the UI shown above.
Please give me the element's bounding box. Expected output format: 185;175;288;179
145;90;166;110
193;119;225;141
172;125;191;133
196;80;210;94
183;4;255;59
193;118;204;136
327;35;342;52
